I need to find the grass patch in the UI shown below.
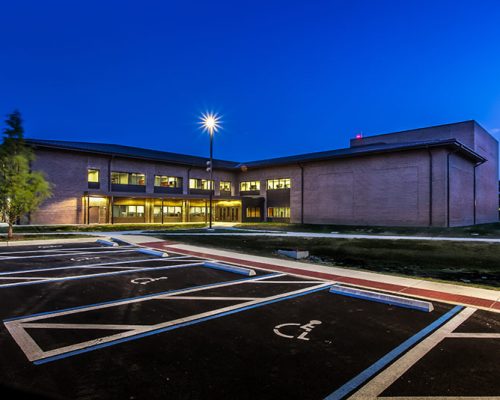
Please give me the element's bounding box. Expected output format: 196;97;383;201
155;234;500;289
143;228;259;234
0;234;95;242
0;223;207;234
234;222;500;238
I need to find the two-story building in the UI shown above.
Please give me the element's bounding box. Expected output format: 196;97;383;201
26;120;498;227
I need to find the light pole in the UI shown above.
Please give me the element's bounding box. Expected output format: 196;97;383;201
200;112;221;229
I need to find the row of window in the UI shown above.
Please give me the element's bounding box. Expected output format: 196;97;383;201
239;178;291;191
246;207;290;218
246;207;291;218
112;205;145;218
112;205;291;219
267;207;291;218
89;169;291;192
153;206;182;217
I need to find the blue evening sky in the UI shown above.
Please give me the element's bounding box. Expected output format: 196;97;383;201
1;0;500;163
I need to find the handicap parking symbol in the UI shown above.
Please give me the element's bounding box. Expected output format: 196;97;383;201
273;320;322;341
131;277;168;285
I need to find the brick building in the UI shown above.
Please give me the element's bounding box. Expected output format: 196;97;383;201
26;120;498;227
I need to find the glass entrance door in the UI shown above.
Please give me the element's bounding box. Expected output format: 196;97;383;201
217;206;240;222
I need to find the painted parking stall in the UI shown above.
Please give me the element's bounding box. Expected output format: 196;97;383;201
0;240;498;399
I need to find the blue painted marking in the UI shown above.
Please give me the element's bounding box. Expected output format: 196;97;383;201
3;272;281;322
0;262;203;289
33;284;331;364
323;305;464;400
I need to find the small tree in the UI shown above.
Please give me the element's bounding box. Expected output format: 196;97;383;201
0;111;51;239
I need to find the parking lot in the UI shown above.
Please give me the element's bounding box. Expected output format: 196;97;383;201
0;239;498;399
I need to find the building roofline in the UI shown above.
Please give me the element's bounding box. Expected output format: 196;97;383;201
26;139;239;170
26;122;487;171
236;138;486;169
350;120;477;142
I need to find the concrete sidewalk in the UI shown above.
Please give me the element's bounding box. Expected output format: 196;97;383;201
117;235;500;313
160;230;500;243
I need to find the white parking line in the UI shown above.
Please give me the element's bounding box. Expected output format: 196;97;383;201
6;276;327;363
248;280;325;284
0;257;194;276
0;277;52;280
0;245;135;256
348;307;477;399
0;262;205;288
0;249;138;261
447;332;500;339
157;296;260;301
21;323;149;330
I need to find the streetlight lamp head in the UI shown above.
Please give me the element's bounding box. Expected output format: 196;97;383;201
200;112;221;135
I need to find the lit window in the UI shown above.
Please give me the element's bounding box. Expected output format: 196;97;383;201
88;169;99;183
111;172;128;184
189;178;213;190
220;181;231;192
154;176;182;188
154;206;182;217
130;173;146;185
267;178;291;190
267;207;290;218
189;206;206;216
111;172;146;186
112;205;145;217
246;207;261;218
240;181;260;191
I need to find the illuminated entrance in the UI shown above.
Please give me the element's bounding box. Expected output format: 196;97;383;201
215;200;241;222
83;196;241;224
85;196;109;224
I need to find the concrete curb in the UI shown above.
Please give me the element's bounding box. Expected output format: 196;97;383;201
136;248;169;258
203;261;256;276
96;239;118;247
329;284;434;312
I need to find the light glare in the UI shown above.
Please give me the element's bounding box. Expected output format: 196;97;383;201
199;112;222;135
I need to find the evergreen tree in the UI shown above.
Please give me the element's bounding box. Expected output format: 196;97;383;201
0;111;51;239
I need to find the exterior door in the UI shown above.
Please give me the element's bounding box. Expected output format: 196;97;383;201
89;207;100;224
217;206;240;222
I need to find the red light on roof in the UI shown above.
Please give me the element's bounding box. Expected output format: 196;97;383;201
355;133;363;139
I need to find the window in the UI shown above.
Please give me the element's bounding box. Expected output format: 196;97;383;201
88;169;99;183
189;206;206;217
267;178;291;190
189;178;213;190
153;206;182;217
220;181;231;192
240;181;260;191
154;176;182;188
111;172;128;184
246;207;261;218
267;207;290;218
111;172;146;185
112;205;145;217
129;173;146;185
